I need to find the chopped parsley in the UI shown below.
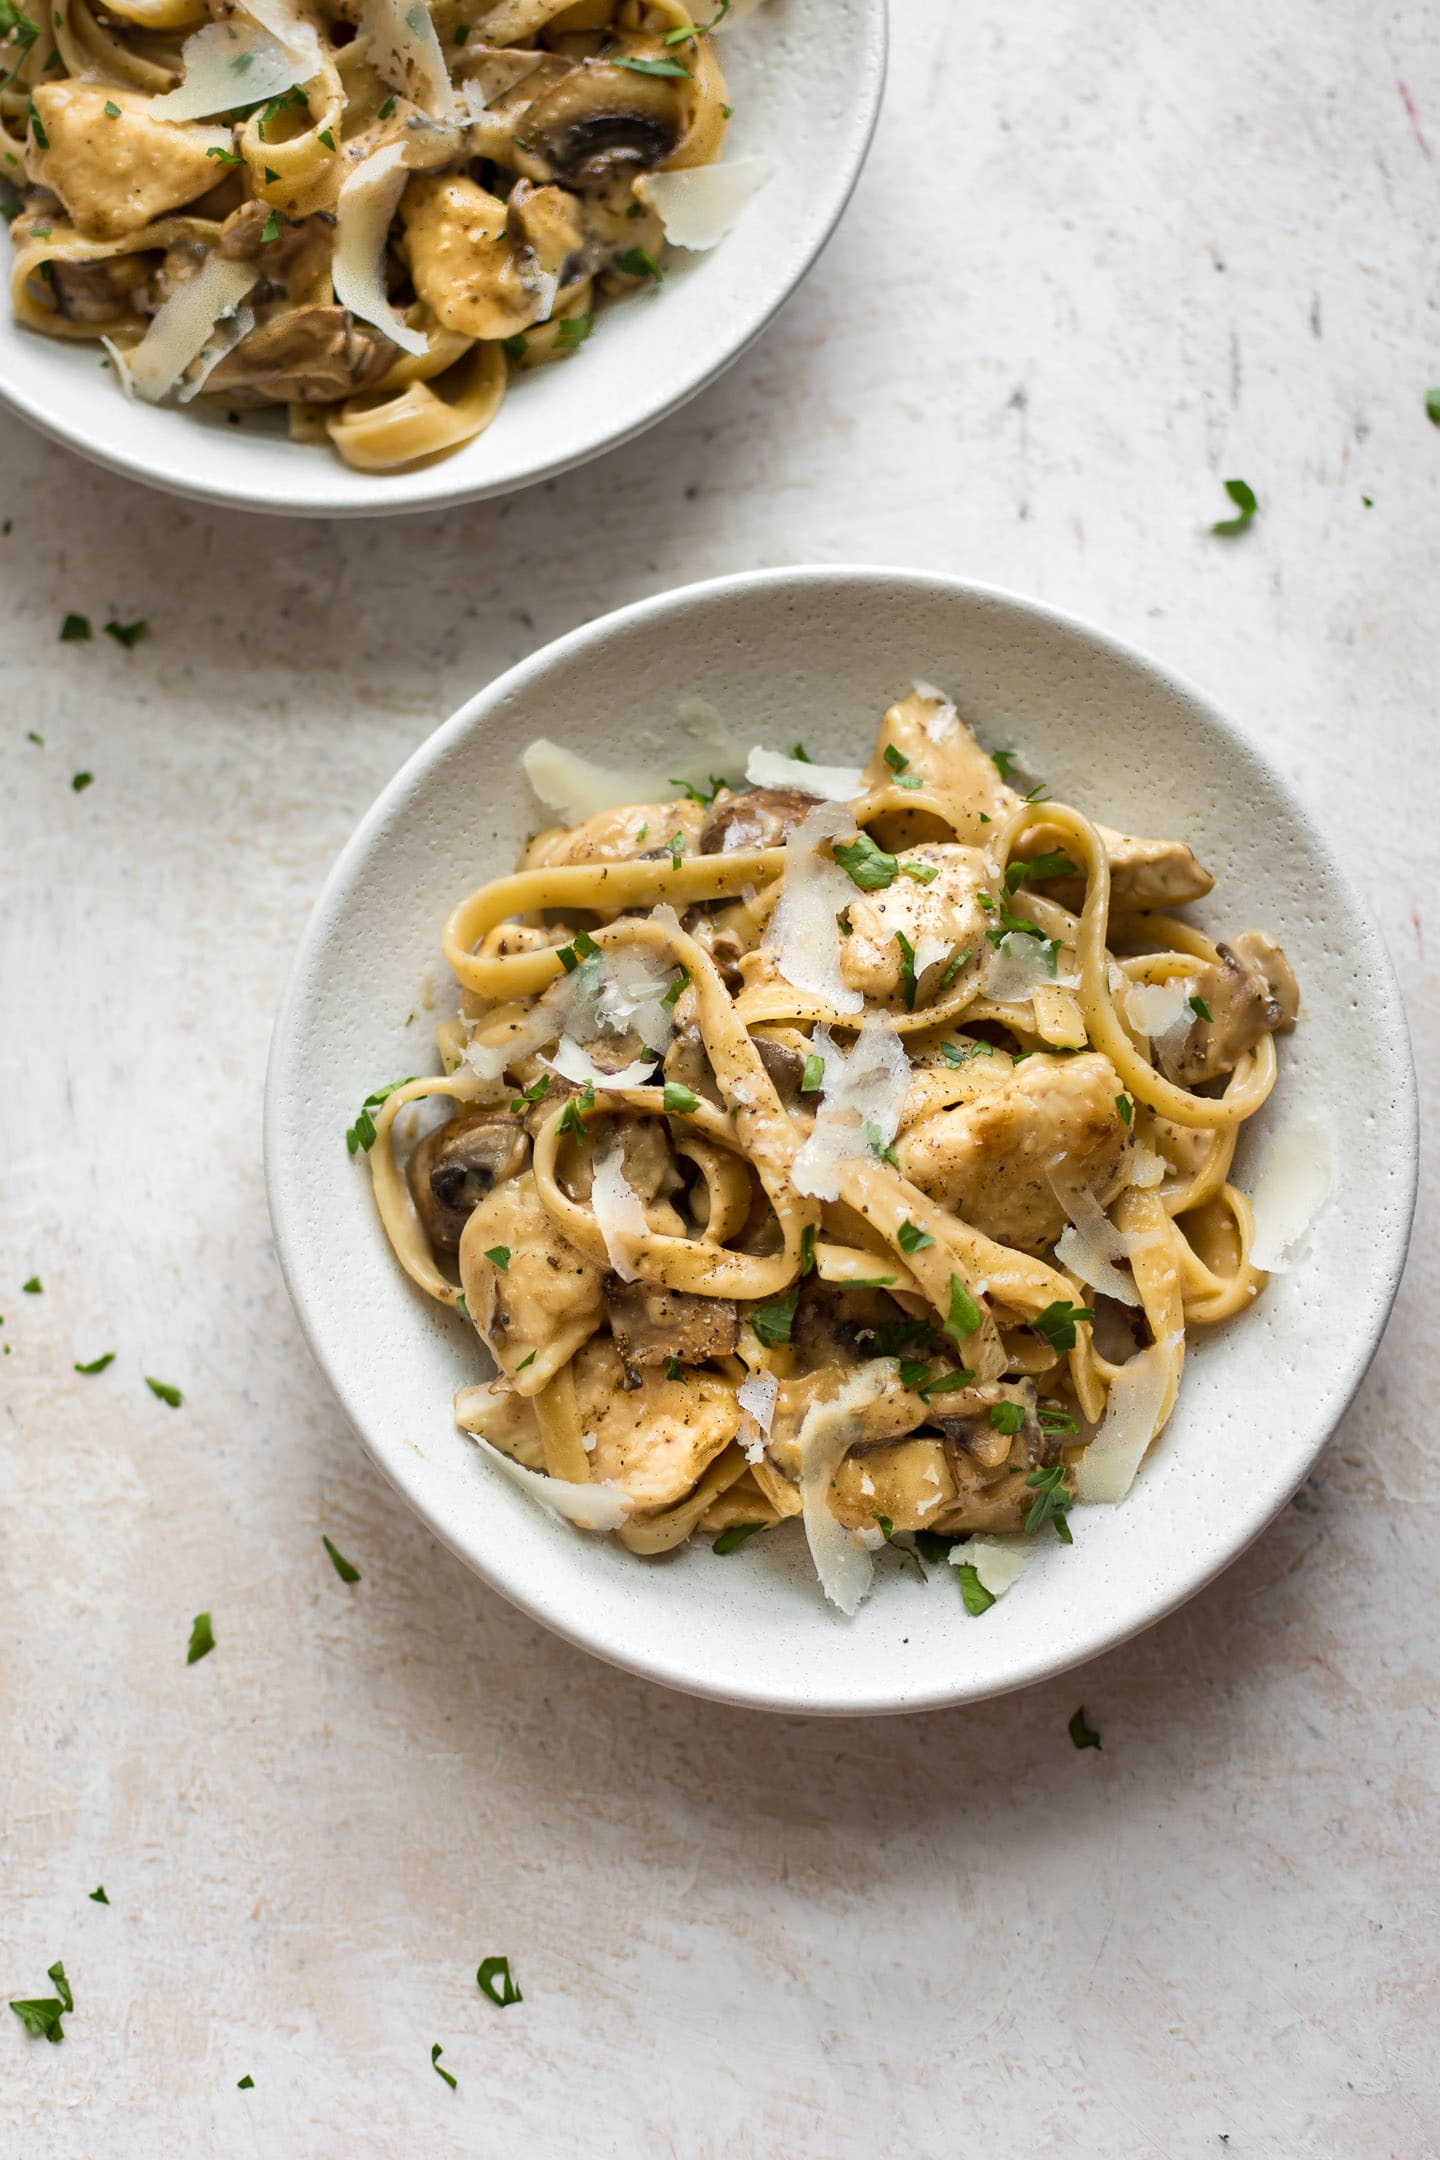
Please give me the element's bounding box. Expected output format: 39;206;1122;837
454;1291;468;1317
260;208;280;243
938;945;971;993
670;772;727;804
894;929;918;1010
847;1274;898;1288
749;1283;799;1347
990;749;1019;781
865;1121;899;1169
510;1076;550;1113
484;1245;511;1272
502;333;527;360
941;1275;982;1346
1031;1300;1093;1354
103;617;147;648
1068;1704;1102;1750
832;832;900;888
882;743;910;774
555;927;601;972
206;145;243;163
345;1078;416;1154
59;612;90;642
988;1399;1025;1434
9;1961;71;2042
898;1359;933;1390
615;54;691;78
615;245;663;280
1024;1463;1074;1542
663;1080;698;1115
1212;476;1258;535
799;1224;816;1275
515;1350;537;1371
664;1356;685;1382
1188;993;1213;1021
1005;849;1076;889
897;1219;932;1254
713;1519;765;1554
1426;388;1440;427
321;1534;359;1583
800;1052;825;1093
146;1376;182;1407
663;0;730;38
431;2042;456;2089
556;1083;595;1144
940;1038;993;1068
914;1368;972;1400
666;830;684;869
237;2073;254;2088
103;98;122;118
557;312;592;349
74;1352;114;1374
1116;1093;1133;1125
263;165;279;182
318;127;335;148
27;730;43;743
377;93;396;117
790;741;811;761
186;1610;214;1663
1039;1407;1079;1434
71;771;93;792
453;19;468;38
22;1275;41;1292
476;1955;522;2007
661;964;689;1009
956;1561;995;1616
26;91;48;149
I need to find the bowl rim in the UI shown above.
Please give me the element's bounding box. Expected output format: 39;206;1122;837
264;564;1420;1712
0;4;887;519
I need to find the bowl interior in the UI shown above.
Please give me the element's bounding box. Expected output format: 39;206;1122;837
265;568;1416;1712
0;0;884;516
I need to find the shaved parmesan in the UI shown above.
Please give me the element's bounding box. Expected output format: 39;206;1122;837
1126;978;1191;1039
793;1020;911;1203
1128;1141;1165;1189
100;334;134;400
467;1424;630;1530
521;731;742;822
1074;1342;1171;1504
913;933;950;984
736;1370;777;1464
591;947;676;1055
549;1035;658;1092
333;141;429;357
236;0;322;68
1247;1115;1334;1272
124;255;260;403
798;1363;894;1614
176;303;254;402
590;1149;649;1281
983;929;1072;1006
745;746;866;802
947;1535;1034;1598
635;157;772;250
361;0;455;119
764;800;863;1016
152;21;303;119
1051;1178;1140;1305
1056;1225;1140;1307
912;679;960;743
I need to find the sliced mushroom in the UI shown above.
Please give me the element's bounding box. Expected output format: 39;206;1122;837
1154;931;1300;1086
218;201;335;303
516;59;684;189
606;1280;739;1369
407;1108;531;1254
700;786;816;855
789;1281;902;1373
45;251;151;325
928;1378;1053;1474
203;305;396;406
400;173;581;341
753;1036;807;1108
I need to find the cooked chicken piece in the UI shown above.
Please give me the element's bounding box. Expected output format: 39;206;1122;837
571;1336;740;1512
1154;931;1299;1085
606;1280;739;1368
458;1173;603;1389
838;841;988;1008
401;173;581;342
700;785;814;854
218;201;334;303
831;1437;958;1530
204;306;395;405
407;1108;529;1254
869;691;1213;907
530;798;703;867
896;1049;1133;1251
45;250;151;324
28;85;225;241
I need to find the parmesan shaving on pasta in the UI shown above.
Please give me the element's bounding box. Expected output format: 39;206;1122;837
947;1535;1034;1597
467;1423;630;1530
1052;1179;1140;1305
590;1149;648;1281
236;0;323;68
1126;979;1192;1039
151;21;304;119
1073;1342;1171;1504
736;1370;777;1463
176;304;255;403
1127;1141;1166;1189
764;800;864;1016
745;746;866;802
912;679;960;742
1247;1115;1334;1272
521;736;743;822
982;929;1065;1006
333;142;430;357
361;0;455;119
797;1364;893;1614
123;255;260;403
793;1021;910;1203
549;1036;658;1091
635;158;773;249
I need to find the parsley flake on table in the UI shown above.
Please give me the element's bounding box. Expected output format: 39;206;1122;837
431;2042;457;2089
991;749;1019;781
71;771;93;792
22;1275;41;1293
74;1353;114;1374
1211;477;1258;535
1069;1705;1102;1750
750;1283;799;1348
322;1535;360;1583
58;611;91;643
237;2074;254;2088
663;0;730;38
712;1521;765;1554
88;1886;108;1904
476;1955;522;2007
186;1611;215;1663
103;617;147;649
146;1375;182;1407
9;1961;71;2042
1426;389;1440;427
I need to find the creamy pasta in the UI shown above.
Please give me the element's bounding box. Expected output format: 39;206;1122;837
360;689;1300;1612
2;0;748;469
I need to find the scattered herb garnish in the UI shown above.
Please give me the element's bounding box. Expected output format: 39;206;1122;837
990;749;1019;781
377;92;396;117
59;611;90;642
27;91;48;148
750;1283;799;1348
103;617;147;648
186;1610;214;1663
865;1121;899;1169
71;771;93;792
484;1246;511;1272
556;927;600;972
615;53;691;78
799;1224;816;1276
940;1038;993;1068
988;1399;1025;1434
832;832;900;889
207;145;243;163
9;1961;71;2042
510;1076;549;1114
74;1353;114;1374
615;244;663;279
89;1886;108;1903
1188;993;1212;1021
556;1083;595;1145
670;773;726;804
1005;849;1076;889
800;1052;825;1093
882;743;909;774
454;1291;468;1317
663;1080;698;1115
916;1369;973;1400
557;312;592;349
1211;477;1257;535
1116;1093;1133;1126
26;729;43;743
1031;1300;1093;1354
22;1275;41;1293
894;929;918;1011
1025;1464;1074;1542
666;830;684;869
102;96;120;114
146;1376;182;1407
664;1356;685;1382
713;1520;765;1554
260;207;280;243
476;1956;522;2007
515;1350;536;1371
237;2073;254;2088
956;1560;995;1616
345;1078;416;1155
1426;389;1440;428
790;741;811;761
317;127;335;148
431;2042;457;2089
938;945;971;994
897;1219;932;1254
941;1275;982;1346
322;1535;359;1583
663;0;730;38
1069;1704;1102;1750
1039;1407;1079;1434
502;332;527;360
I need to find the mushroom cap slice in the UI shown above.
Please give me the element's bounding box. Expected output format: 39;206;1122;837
519;61;684;189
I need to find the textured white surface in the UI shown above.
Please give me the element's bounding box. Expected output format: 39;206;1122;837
1;0;1437;2150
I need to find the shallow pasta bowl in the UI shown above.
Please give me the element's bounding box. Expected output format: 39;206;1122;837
264;566;1417;1713
0;0;884;518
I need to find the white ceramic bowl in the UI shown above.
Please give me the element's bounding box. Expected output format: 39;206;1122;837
0;1;884;517
265;567;1418;1713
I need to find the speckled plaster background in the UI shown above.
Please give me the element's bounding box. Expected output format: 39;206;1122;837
2;2;1437;2153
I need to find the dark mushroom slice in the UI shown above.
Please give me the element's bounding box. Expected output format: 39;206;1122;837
753;1036;806;1108
407;1109;530;1255
928;1378;1051;1475
1154;930;1300;1087
789;1280;901;1373
203;305;397;407
47;252;151;324
606;1279;738;1369
517;59;684;188
218;202;334;302
700;786;816;855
